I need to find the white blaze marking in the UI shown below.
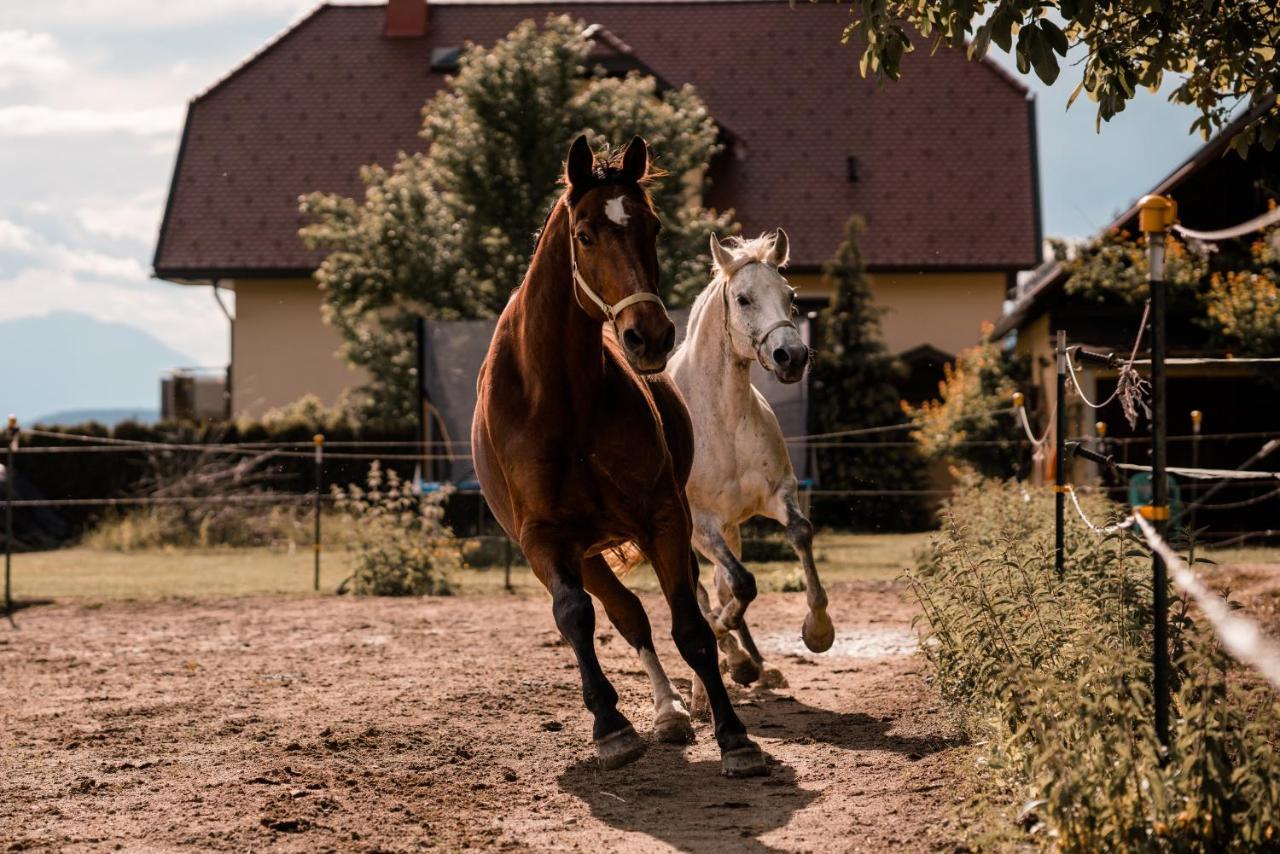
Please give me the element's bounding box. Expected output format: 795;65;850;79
604;195;630;226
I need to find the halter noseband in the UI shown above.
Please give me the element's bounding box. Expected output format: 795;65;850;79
569;212;666;332
720;267;798;369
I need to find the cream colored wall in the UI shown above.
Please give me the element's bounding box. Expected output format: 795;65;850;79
789;270;1008;355
231;278;365;419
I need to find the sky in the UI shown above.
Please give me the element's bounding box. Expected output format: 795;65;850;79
0;0;1209;374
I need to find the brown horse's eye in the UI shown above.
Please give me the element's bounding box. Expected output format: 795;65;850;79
577;232;593;247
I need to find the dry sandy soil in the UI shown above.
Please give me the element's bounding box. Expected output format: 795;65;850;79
1;581;970;852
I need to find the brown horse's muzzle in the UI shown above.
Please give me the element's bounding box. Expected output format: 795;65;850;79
618;304;676;374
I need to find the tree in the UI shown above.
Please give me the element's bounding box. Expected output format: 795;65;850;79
905;326;1030;479
826;0;1280;151
301;16;734;424
809;216;929;530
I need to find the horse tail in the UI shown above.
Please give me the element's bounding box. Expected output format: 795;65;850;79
604;541;645;577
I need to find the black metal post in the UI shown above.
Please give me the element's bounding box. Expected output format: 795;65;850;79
4;415;14;612
1055;330;1067;576
314;433;324;592
1142;195;1174;754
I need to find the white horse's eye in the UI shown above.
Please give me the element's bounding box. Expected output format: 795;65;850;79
736;295;751;307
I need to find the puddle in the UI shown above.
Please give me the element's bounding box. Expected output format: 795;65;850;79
760;627;919;659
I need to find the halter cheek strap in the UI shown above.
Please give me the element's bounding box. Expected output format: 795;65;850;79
569;216;666;330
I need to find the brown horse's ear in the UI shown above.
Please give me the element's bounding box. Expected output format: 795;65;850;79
771;228;790;268
620;136;648;183
566;135;594;188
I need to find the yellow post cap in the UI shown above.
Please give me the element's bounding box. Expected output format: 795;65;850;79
1190;410;1202;426
1095;421;1107;437
1012;391;1025;408
313;433;325;445
6;414;15;430
1137;194;1177;233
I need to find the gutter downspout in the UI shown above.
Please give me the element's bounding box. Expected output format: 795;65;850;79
212;282;234;420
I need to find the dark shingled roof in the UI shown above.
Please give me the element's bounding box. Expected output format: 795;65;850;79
153;0;1041;279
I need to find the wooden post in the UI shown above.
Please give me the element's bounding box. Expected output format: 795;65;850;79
4;415;14;612
1140;193;1177;754
1189;409;1202;562
314;433;324;592
1055;330;1067;576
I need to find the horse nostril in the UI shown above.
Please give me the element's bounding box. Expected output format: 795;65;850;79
660;324;675;354
773;347;790;366
622;328;645;354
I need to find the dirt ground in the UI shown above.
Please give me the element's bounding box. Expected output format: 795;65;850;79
1;581;970;852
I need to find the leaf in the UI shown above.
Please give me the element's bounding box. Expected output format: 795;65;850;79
1041;19;1069;56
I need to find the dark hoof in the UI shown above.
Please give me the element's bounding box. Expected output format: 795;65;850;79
653;709;695;744
721;743;768;778
757;666;788;689
728;654;762;686
596;725;646;771
802;610;835;654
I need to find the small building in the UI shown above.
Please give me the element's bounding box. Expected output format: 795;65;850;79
993;113;1280;530
153;0;1042;419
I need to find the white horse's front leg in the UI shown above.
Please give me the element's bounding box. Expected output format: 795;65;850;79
777;488;834;653
692;523;762;688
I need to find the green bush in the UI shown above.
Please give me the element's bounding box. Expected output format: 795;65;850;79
909;475;1280;850
332;462;456;596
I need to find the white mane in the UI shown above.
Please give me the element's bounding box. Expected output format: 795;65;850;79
687;233;786;337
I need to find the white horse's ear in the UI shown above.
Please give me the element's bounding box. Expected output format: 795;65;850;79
771;228;790;269
709;233;734;271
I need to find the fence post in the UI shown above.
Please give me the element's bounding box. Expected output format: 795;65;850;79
1188;409;1202;562
314;433;324;592
1055;330;1067;576
1141;193;1177;754
4;415;14;612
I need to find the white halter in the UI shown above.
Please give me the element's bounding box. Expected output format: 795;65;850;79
569;212;666;332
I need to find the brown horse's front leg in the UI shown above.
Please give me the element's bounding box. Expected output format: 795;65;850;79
522;523;644;771
648;508;766;778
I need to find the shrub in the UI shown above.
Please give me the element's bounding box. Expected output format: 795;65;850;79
909;475;1280;850
332;462;456;596
905;328;1029;479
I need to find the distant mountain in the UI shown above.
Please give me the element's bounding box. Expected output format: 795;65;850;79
32;408;160;427
0;312;198;424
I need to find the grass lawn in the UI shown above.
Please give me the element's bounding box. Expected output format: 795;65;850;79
6;531;933;602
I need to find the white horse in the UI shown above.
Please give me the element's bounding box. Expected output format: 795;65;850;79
669;231;834;707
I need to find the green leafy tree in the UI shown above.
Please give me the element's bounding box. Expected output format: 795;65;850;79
825;0;1280;150
906;325;1030;479
809;216;929;530
301;16;734;424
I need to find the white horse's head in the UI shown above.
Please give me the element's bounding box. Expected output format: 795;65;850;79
708;230;809;383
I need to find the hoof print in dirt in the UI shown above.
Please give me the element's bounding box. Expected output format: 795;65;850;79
721;744;769;778
261;817;309;834
595;725;646;771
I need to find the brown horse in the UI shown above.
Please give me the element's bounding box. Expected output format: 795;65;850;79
471;136;766;777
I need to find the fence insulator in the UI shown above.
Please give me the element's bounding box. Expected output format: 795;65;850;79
1095;421;1107;437
1074;347;1117;367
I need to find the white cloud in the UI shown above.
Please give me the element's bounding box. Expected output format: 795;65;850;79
0;219;37;252
0;30;70;88
77;188;167;244
0;105;182;137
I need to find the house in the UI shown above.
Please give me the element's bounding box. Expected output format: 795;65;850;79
152;0;1042;419
992;112;1280;528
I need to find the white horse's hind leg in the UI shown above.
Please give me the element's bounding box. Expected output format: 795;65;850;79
774;488;834;653
639;647;695;743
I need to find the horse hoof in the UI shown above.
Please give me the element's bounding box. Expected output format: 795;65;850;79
757;666;788;689
721;744;769;778
728;655;762;686
653;710;695;744
596;725;646;771
802;611;835;654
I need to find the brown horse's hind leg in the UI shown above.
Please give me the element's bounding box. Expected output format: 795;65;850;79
523;527;643;770
648;514;767;777
582;555;693;744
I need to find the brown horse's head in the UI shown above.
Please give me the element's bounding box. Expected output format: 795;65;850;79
564;135;675;374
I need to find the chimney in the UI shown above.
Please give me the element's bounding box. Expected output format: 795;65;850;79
384;0;427;38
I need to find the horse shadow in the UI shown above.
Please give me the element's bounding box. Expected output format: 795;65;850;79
557;693;955;852
558;746;813;854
